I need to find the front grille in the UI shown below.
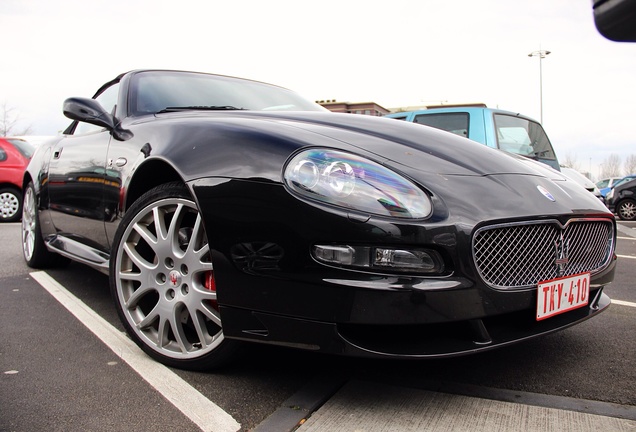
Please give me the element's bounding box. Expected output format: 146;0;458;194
473;219;614;289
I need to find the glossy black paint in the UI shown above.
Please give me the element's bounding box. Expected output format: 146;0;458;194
24;70;617;359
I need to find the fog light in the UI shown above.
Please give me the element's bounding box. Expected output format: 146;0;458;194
374;248;437;271
313;244;444;274
313;245;355;265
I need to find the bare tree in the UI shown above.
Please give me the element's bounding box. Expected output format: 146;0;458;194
562;152;581;170
600;153;623;178
624;154;636;175
0;102;33;136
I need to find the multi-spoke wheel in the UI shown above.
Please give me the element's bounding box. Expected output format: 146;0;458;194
617;198;636;221
110;182;239;370
0;187;22;222
22;182;69;268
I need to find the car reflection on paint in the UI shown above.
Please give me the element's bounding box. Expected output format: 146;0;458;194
47;166;121;221
559;166;604;203
21;70;617;370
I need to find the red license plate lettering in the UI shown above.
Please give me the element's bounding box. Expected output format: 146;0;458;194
537;273;590;321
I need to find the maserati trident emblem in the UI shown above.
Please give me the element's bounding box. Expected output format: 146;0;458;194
554;233;569;276
168;270;181;288
537;185;556;202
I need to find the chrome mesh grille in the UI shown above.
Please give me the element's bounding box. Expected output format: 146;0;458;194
473;219;614;289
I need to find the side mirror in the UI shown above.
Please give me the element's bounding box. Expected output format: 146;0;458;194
593;0;636;42
63;97;133;141
64;97;116;129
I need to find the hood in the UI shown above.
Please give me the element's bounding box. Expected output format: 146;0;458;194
274;112;559;178
143;110;610;218
152;110;561;179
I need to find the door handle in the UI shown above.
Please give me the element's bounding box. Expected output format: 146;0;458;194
108;158;128;167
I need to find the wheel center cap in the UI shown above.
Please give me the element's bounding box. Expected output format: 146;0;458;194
168;270;182;288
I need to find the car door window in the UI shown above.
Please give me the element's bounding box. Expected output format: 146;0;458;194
0;148;6;162
414;113;469;138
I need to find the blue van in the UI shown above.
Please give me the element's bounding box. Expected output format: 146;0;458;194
385;107;560;170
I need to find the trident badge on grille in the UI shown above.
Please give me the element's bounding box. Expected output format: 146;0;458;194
554;233;569;276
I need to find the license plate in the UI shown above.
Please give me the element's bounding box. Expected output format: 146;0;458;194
536;273;590;321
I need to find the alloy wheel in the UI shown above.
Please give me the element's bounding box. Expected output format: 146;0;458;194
0;190;20;221
618;200;636;221
21;187;37;260
113;197;224;360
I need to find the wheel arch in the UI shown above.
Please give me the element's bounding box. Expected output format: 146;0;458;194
0;182;22;193
22;170;38;196
125;159;185;211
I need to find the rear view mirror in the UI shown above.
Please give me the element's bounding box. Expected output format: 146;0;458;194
593;0;636;42
63;97;132;141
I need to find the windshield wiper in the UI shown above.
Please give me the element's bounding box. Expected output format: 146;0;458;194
534;149;551;157
157;105;246;113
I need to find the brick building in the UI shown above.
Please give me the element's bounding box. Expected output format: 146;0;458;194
317;100;390;116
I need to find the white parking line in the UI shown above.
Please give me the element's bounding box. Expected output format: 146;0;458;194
613;299;636;308
617;254;636;259
30;271;241;432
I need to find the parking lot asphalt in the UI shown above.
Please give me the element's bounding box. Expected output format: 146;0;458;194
1;273;204;432
2;221;636;431
5;270;635;432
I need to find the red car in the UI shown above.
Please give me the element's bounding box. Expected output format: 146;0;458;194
0;137;35;222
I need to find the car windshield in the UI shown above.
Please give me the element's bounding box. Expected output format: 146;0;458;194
493;114;556;161
596;179;610;188
7;138;36;159
130;71;326;116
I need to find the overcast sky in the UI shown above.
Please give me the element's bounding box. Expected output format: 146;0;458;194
1;0;635;178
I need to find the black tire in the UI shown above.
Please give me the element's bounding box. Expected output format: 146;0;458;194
109;182;240;370
21;182;70;268
617;198;636;221
0;187;23;222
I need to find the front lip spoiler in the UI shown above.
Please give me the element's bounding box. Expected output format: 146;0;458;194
337;288;610;359
219;288;610;359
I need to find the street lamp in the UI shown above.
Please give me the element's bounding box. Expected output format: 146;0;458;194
528;49;551;124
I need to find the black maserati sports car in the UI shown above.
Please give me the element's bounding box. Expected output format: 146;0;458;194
21;70;616;370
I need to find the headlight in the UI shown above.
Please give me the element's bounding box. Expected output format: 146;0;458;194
606;189;614;200
284;148;432;219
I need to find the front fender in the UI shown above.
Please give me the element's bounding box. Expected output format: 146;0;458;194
121;116;368;184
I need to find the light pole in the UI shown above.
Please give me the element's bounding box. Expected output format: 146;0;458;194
528;49;551;124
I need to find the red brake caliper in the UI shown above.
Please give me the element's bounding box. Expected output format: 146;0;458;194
204;271;219;310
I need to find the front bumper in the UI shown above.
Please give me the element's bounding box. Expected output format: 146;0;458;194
220;288;611;358
192;177;617;359
213;248;616;358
